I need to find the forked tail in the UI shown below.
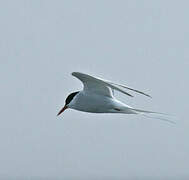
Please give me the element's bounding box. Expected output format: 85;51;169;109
130;108;175;124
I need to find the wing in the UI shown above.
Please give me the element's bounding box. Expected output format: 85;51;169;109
107;81;152;98
72;72;151;98
72;72;114;97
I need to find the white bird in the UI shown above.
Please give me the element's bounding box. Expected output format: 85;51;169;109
57;72;173;123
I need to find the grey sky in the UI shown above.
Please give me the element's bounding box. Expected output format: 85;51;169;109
1;1;189;179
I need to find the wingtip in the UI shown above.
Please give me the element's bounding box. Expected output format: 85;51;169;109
72;72;83;77
147;94;152;98
127;93;134;97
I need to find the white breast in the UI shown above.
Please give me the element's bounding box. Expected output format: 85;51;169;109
68;91;134;113
68;91;116;113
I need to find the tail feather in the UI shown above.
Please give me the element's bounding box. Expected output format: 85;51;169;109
130;108;175;124
130;108;168;115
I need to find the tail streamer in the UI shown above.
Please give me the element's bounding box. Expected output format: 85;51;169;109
130;108;176;124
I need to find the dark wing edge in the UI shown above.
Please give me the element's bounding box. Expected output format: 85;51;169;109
72;72;150;98
108;82;152;98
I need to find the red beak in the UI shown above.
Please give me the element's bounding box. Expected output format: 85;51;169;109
57;105;68;116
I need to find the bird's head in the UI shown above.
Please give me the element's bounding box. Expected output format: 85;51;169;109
57;91;79;116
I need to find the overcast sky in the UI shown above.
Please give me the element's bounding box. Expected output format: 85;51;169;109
1;1;189;179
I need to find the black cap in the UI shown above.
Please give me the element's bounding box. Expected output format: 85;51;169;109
65;91;79;105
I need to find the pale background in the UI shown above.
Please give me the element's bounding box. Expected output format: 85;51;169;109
0;1;188;179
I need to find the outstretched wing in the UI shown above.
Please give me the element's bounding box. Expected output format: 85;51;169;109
72;72;151;98
107;81;151;98
72;72;115;97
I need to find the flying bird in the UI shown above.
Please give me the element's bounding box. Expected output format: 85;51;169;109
57;72;175;123
57;72;171;118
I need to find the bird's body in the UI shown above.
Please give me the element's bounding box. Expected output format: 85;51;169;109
57;72;174;123
68;90;136;114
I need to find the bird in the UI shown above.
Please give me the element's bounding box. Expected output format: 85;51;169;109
57;72;174;123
